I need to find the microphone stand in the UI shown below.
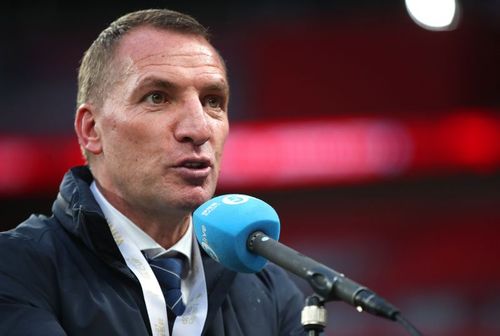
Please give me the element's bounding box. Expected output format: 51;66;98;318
248;231;423;336
301;295;327;336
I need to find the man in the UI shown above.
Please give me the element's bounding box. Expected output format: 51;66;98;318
0;9;305;336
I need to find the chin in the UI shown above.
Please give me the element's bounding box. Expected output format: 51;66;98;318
177;187;214;211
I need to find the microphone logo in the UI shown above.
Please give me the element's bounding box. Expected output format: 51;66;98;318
200;224;219;262
222;195;249;205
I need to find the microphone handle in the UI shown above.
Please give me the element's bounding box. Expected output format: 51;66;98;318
247;231;399;320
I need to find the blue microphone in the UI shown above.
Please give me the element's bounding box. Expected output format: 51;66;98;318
193;194;280;273
193;194;403;322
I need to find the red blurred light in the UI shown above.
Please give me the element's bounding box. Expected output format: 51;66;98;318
219;118;413;189
439;113;500;172
0;110;498;195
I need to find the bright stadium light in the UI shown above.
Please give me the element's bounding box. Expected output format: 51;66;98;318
405;0;460;31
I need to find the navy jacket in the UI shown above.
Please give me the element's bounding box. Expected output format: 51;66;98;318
0;167;305;335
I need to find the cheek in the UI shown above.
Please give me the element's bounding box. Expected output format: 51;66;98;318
103;118;156;160
214;120;229;147
212;129;229;172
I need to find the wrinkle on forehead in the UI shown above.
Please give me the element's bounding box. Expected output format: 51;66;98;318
121;57;222;74
119;55;227;87
134;53;224;70
136;49;216;62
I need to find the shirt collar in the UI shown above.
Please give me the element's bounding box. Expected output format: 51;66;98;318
90;181;192;267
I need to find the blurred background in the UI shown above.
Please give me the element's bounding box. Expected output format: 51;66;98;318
1;1;499;335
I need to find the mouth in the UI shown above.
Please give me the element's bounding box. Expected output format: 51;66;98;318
173;157;213;180
176;157;212;170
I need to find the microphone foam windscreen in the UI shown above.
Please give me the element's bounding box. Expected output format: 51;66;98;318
193;194;280;273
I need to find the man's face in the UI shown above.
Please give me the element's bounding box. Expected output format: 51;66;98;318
92;27;229;216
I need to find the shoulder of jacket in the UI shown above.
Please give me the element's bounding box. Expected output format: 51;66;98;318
0;214;64;256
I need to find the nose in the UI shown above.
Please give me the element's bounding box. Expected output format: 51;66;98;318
173;96;211;146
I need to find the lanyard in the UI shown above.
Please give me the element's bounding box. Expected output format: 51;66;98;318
109;221;170;336
109;220;208;336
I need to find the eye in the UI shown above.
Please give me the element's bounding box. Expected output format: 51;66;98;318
145;92;167;105
204;95;223;109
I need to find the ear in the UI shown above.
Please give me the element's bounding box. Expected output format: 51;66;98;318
75;103;103;155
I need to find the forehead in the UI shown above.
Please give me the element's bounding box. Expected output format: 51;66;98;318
113;26;227;81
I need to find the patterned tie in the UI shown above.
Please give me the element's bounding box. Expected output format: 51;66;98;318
147;255;186;319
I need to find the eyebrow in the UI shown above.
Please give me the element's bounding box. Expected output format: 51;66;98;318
135;77;177;91
204;82;230;95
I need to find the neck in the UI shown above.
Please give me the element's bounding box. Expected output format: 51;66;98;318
117;198;191;249
136;213;190;249
95;182;191;249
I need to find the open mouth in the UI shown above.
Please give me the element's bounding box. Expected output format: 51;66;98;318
182;161;210;169
174;158;213;180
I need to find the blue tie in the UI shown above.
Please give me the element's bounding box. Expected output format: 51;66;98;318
147;255;186;318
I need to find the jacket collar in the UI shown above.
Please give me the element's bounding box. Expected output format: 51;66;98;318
52;166;124;265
